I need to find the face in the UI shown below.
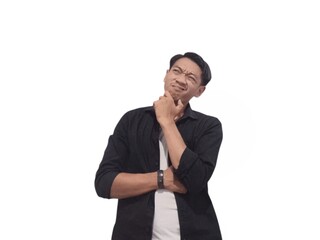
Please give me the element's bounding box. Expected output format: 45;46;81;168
164;57;206;104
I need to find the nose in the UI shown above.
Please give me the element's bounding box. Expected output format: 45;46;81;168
175;75;188;89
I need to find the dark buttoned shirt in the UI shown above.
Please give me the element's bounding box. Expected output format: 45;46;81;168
95;104;223;240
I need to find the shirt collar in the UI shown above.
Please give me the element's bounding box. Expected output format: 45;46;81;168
145;103;197;120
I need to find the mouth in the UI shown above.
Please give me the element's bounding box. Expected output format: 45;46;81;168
171;84;187;92
168;84;186;102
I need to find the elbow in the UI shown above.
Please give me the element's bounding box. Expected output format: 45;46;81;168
184;182;206;195
180;170;213;195
94;175;115;199
95;171;120;199
95;179;110;199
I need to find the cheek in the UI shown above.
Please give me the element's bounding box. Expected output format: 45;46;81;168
163;77;170;84
164;80;171;91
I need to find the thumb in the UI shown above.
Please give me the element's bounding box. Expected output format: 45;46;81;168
176;99;184;111
174;99;184;122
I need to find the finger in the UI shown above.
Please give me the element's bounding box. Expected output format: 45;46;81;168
164;90;173;99
153;100;160;108
177;99;184;109
177;185;187;194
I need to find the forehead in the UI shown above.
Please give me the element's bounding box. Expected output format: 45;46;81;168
172;57;202;76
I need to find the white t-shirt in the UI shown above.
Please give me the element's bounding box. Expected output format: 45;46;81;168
152;131;180;240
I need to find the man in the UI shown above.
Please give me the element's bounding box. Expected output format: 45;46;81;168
95;52;223;240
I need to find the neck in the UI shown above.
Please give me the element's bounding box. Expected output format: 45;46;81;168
174;101;187;121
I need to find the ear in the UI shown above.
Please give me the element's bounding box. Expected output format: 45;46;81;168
195;86;206;97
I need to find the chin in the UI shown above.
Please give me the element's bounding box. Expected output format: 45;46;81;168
167;89;178;98
171;93;180;102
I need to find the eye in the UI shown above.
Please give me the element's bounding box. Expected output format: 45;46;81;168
187;76;196;82
172;68;180;74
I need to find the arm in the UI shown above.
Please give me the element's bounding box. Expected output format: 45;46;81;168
95;137;157;200
160;119;185;169
162;118;222;194
111;168;187;199
110;172;157;199
153;91;186;169
153;91;223;194
94;112;135;199
174;119;223;194
95;111;187;199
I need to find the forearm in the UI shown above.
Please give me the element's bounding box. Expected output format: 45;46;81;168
110;172;158;199
173;121;223;194
161;120;186;169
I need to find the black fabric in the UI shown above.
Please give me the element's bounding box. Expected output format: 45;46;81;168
95;104;223;240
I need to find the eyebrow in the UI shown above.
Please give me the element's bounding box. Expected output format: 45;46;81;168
173;66;198;78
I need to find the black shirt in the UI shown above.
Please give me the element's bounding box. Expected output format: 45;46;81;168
95;104;223;240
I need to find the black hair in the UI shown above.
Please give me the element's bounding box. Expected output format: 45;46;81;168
169;52;212;86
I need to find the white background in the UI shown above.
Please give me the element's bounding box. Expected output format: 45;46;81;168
1;0;319;239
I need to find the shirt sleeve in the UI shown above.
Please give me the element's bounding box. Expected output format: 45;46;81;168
174;117;223;194
94;114;129;199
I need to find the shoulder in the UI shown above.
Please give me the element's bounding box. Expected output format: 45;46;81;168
122;106;153;118
117;106;154;125
191;110;223;141
191;109;222;127
113;106;153;133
